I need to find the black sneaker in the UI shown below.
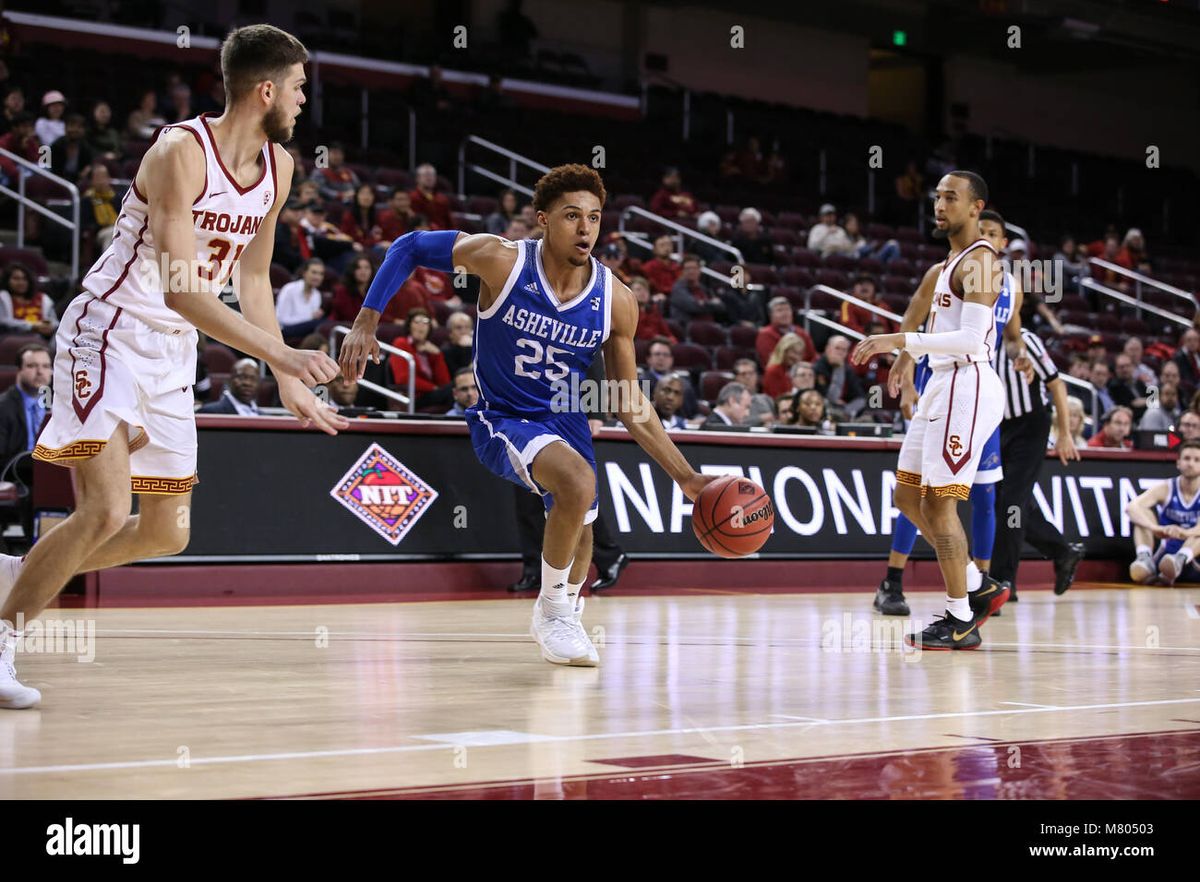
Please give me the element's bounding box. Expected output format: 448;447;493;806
1054;543;1085;595
508;570;540;593
590;552;630;591
905;611;982;650
873;579;910;615
969;575;1011;626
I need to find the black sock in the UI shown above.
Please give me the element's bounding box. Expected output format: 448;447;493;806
886;567;903;586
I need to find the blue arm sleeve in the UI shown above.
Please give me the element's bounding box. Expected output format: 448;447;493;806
362;229;461;314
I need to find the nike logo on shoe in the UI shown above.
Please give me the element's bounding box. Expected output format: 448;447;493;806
952;624;977;641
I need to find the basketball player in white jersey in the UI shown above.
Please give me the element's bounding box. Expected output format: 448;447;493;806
0;25;345;708
852;171;1005;649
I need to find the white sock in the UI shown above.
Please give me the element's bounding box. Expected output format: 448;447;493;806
1136;545;1152;557
946;595;971;622
539;557;573;617
1181;547;1195;564
565;580;584;611
965;561;983;593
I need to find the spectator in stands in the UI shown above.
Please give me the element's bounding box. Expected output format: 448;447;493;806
1139;383;1180;432
0;344;51;502
774;393;797;425
649;166;697;219
839;275;894;334
330;256;374;323
814;335;866;418
275;258;326;338
126;89;165;140
442;311;475;375
641;235;681;296
295;179;321;205
82;164;121;252
86;101;122;159
720;273;766;327
273;199;308;268
474;73;515;115
1117;228;1149;272
0;87;24;136
284;146;307;193
410;163;452;230
1052;234;1086;288
764;146;788;184
731;135;766;180
1176;410;1200;442
520;203;538;232
311;142;360;204
0;113;40;186
378;188;416;244
1109;353;1149;419
504;217;531;240
1086;335;1108;367
756;296;816;369
445;367;480;417
300;200;361;272
705;382;751;428
670;254;727;323
693;211;727;264
644;337;699;418
729;208;773;265
340;183;382;250
0;263;57;338
790;361;816;394
165;82;194;124
807;203;851;258
390;307;451;408
1090;233;1125;289
1050;396;1089;449
1090;360;1115;414
1160;360;1184;400
50;112;93;183
1067;357;1095;413
632;276;674;342
1087;406;1133;449
1123;337;1158;387
36;90;67;147
841;213;901;263
1172;329;1200;399
599;243;634;286
199;358;262;415
795;389;833;433
893;160;924;223
408;64;453;115
327;373;373;412
486;189;520;235
732;359;776;426
763;333;809;398
652;375;688;431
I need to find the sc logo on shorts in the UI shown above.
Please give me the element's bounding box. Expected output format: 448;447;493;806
74;371;93;400
947;434;963;457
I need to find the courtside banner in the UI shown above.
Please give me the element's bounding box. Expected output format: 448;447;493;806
175;418;1174;561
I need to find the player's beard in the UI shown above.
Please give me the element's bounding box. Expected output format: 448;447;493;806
263;103;294;144
931;226;948;240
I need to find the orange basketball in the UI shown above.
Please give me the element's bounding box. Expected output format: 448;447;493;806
691;476;774;558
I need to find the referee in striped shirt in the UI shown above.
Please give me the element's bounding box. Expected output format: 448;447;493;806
991;326;1085;597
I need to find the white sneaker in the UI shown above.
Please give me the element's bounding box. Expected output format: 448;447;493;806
1158;552;1189;586
0;553;23;611
1130;552;1156;583
530;597;599;667
0;629;40;709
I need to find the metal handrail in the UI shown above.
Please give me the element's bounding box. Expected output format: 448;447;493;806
0;147;80;282
619;205;745;265
1080;278;1191;328
1056;373;1100;427
804;312;865;342
806;284;903;325
329;325;416;413
1087;257;1195;308
457;135;551;199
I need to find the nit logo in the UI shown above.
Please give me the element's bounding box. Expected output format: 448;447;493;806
330;443;438;546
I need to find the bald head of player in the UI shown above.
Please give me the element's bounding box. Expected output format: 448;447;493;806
220;24;309;144
531;163;607;268
933;170;988;242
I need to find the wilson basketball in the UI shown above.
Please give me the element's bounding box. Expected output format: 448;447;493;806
692;476;774;558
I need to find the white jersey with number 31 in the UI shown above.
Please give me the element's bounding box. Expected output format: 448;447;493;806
83;112;277;333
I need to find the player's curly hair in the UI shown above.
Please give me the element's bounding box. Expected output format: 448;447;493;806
221;25;309;104
532;164;607;213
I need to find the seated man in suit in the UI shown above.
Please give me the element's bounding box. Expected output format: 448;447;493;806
199;359;261;415
0;343;52;538
703;382;751;428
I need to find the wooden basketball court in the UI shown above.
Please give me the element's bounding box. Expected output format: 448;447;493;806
2;586;1198;799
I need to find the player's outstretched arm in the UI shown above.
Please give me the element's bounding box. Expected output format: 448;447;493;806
603;281;715;501
338;232;518;380
236;146;348;435
142;131;338;388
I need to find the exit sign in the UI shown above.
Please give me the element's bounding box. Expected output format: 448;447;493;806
892;30;907;46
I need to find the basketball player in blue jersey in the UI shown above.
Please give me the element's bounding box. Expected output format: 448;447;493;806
339;165;714;666
873;209;1022;617
1127;440;1200;585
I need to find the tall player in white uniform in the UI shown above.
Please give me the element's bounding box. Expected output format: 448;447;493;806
853;171;1005;650
0;25;345;708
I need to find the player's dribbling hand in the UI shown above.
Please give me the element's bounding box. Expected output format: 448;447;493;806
680;472;720;502
276;347;340;386
279;376;350;435
339;324;381;381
